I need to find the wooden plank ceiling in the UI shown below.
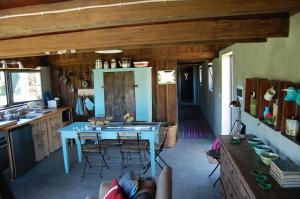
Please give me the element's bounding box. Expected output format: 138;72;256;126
0;0;299;59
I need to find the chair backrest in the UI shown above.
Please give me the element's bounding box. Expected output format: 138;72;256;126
77;132;102;152
78;132;101;142
117;132;141;140
158;133;168;151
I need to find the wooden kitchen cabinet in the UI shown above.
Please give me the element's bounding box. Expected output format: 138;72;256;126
47;112;63;153
31;118;49;161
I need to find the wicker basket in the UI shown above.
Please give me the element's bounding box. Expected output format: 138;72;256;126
159;122;177;148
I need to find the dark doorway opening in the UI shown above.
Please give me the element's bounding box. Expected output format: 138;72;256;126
179;67;194;103
177;64;199;105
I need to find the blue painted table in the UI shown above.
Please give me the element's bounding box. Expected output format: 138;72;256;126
60;122;161;177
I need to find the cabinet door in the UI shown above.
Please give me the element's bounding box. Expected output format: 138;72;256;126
31;119;49;161
104;71;136;120
48;113;62;153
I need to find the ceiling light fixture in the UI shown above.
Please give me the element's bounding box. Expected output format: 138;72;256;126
95;49;123;54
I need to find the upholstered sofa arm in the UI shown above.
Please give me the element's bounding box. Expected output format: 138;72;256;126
99;182;111;199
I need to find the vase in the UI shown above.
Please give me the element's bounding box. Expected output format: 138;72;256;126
263;106;270;119
250;97;257;116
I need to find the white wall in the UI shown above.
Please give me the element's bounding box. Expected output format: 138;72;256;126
200;12;300;164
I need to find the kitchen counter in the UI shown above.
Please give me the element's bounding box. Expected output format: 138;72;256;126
2;107;71;131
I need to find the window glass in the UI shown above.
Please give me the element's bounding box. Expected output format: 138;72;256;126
11;72;42;103
0;71;7;106
208;66;213;91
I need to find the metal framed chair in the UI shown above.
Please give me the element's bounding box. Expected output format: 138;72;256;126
77;132;110;178
143;133;169;174
118;132;148;176
206;149;221;187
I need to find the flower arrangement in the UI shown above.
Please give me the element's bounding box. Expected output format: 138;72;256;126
123;112;134;123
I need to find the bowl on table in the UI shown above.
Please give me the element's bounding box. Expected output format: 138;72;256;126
254;144;272;156
260;152;279;166
248;137;263;147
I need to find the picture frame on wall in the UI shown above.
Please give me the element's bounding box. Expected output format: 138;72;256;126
157;70;176;84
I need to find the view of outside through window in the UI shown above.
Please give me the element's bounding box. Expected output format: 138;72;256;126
0;71;7;106
12;72;42;103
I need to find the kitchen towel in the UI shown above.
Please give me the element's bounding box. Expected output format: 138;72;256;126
75;97;84;116
84;97;95;111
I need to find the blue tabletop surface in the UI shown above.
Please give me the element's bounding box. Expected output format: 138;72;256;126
60;122;161;132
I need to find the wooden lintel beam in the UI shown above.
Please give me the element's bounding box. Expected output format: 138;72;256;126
0;17;288;58
0;0;298;39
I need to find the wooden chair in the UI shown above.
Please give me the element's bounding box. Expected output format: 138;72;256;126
77;132;110;178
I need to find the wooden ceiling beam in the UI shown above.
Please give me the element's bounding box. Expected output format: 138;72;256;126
0;0;298;39
0;17;288;58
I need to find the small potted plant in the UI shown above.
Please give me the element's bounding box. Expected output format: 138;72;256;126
123;112;134;124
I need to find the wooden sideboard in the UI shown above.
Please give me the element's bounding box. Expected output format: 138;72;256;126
220;135;300;199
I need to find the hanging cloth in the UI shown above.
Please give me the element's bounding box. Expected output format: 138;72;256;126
84;97;95;111
75;97;84;116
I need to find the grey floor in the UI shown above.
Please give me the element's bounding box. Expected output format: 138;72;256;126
10;107;221;199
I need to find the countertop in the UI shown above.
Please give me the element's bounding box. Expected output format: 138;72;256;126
221;135;300;199
1;107;71;132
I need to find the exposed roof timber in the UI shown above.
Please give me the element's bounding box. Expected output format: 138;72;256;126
0;16;287;59
0;0;69;10
0;0;298;39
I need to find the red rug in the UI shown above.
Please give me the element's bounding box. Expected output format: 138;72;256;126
182;122;209;138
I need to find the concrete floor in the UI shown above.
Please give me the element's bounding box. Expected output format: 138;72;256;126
10;106;221;199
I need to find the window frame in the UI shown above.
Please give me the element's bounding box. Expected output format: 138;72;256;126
0;69;42;109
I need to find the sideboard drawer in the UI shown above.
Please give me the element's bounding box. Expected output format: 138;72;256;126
239;181;252;199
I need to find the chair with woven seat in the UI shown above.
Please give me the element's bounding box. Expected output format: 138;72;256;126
118;132;148;176
78;132;110;178
143;133;169;174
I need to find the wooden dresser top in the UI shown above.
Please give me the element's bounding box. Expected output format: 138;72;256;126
221;135;300;199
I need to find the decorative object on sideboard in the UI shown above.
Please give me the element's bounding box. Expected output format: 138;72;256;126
260;152;279;166
229;99;242;140
133;61;149;68
110;58;117;69
95;59;102;69
264;86;276;101
103;61;109;69
250;92;257;116
285;117;299;137
283;87;298;101
118;58;131;68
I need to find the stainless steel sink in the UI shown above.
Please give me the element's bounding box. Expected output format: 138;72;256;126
21;112;44;119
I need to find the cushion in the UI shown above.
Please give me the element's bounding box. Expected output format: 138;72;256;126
103;179;126;199
118;171;138;198
134;178;156;199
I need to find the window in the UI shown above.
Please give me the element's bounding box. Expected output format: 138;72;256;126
199;66;203;85
11;72;42;103
0;70;42;108
0;72;7;106
208;64;213;92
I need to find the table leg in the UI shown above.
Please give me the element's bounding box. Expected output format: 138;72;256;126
75;138;82;163
149;137;156;177
62;137;69;174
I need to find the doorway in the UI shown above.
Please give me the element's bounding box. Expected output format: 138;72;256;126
221;52;233;135
178;65;199;105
